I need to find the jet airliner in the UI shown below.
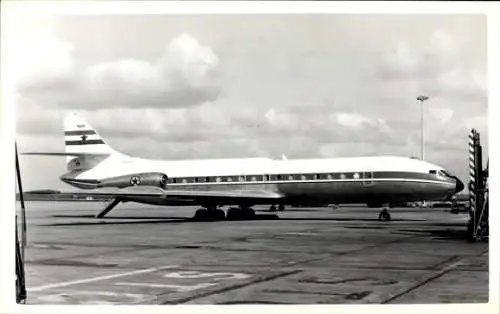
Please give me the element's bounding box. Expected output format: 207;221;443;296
23;114;464;221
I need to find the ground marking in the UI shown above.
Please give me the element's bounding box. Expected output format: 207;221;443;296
163;270;251;280
115;282;217;292
28;265;178;292
114;271;251;292
37;290;154;304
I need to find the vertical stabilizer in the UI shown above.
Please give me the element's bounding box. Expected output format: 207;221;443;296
64;114;116;157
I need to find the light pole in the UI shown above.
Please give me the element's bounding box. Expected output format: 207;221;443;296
417;95;429;160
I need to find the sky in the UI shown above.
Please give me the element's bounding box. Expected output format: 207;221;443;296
7;13;488;191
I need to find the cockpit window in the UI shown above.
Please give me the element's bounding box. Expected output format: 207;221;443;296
438;170;450;177
429;170;437;174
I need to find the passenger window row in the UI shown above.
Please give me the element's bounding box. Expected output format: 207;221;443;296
168;172;370;184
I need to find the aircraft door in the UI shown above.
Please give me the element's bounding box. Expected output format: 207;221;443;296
363;171;374;185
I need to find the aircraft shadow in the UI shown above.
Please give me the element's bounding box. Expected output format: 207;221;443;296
277;217;425;222
52;214;191;220
45;214;280;226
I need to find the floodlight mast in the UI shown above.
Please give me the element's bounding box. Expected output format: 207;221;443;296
417;95;429;160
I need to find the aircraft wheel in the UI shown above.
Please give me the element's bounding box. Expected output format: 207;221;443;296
278;204;285;211
378;209;391;221
270;205;277;212
226;207;241;220
242;208;256;219
214;209;226;221
194;209;208;221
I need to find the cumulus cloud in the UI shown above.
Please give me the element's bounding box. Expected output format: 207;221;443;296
15;33;221;110
9;33;76;90
334;113;372;128
378;29;487;103
429;107;454;124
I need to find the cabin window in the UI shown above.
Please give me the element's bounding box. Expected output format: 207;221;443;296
182;178;187;183
239;176;245;182
301;175;307;180
216;177;221;182
314;174;320;180
288;175;294;180
194;177;198;183
327;174;333;180
251;176;257;181
227;177;232;182
277;175;282;180
353;173;360;179
172;178;177;184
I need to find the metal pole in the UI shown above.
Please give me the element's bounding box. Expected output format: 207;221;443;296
417;95;429;160
15;142;27;257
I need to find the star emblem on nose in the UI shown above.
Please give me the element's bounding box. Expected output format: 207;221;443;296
80;134;88;144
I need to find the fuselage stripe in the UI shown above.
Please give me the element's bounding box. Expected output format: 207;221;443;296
65;140;106;146
65;130;97;136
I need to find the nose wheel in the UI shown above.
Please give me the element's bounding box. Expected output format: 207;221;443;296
378;208;391;221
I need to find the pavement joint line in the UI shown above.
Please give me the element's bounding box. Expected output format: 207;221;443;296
160;269;304;304
430;255;461;270
29;247;148;265
27;265;179;292
380;257;464;304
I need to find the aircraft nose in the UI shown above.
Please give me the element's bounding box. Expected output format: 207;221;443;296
455;177;465;193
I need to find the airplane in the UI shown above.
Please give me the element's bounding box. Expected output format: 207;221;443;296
23;114;465;221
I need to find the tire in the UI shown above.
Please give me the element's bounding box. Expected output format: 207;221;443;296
227;208;241;220
194;209;207;221
214;209;226;221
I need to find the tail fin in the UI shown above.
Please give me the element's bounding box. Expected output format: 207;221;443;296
23;114;121;172
64;114;116;157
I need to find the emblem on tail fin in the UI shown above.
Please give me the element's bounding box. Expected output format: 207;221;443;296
80;134;88;144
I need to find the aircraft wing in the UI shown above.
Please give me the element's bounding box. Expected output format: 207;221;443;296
32;187;284;205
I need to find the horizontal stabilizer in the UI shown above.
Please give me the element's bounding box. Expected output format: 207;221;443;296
22;152;111;157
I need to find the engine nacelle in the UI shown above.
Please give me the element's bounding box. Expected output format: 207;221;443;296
97;172;168;189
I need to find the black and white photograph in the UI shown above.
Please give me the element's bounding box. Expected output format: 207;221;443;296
1;1;496;310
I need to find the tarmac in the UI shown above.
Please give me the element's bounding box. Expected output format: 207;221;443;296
19;201;488;305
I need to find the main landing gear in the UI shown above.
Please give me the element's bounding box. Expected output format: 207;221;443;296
226;206;256;220
193;206;226;221
378;208;391;221
269;204;285;212
192;205;257;221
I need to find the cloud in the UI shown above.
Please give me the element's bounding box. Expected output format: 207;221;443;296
380;29;458;80
334;113;372;128
15;33;221;110
8;33;76;89
377;29;486;103
429;107;454;124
